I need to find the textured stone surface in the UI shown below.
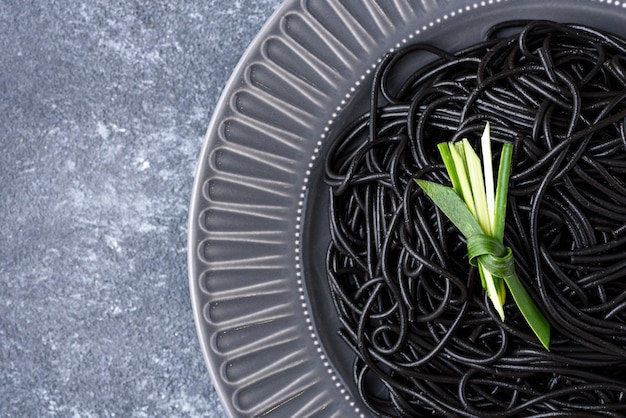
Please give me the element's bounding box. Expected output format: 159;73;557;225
0;0;281;416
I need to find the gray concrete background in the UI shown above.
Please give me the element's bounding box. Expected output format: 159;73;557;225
1;0;282;416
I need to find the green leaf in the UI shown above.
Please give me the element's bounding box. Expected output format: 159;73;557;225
415;179;482;238
437;142;462;193
493;143;513;242
479;263;505;320
448;142;476;217
497;277;506;306
463;138;492;235
503;273;551;350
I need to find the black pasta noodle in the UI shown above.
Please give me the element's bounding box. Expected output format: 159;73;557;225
324;20;626;417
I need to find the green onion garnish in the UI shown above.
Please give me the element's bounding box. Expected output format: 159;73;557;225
415;123;551;350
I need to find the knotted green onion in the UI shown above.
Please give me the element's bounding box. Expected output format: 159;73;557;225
415;123;551;350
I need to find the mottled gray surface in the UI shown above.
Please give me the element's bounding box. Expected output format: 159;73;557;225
0;0;282;416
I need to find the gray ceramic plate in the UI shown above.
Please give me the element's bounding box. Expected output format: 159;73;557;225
188;1;626;416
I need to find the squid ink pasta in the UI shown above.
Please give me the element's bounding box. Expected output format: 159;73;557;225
324;21;626;417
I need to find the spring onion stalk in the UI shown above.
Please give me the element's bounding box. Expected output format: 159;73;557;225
415;123;551;350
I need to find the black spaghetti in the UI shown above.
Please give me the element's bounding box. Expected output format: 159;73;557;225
324;21;626;417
